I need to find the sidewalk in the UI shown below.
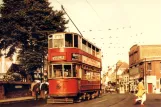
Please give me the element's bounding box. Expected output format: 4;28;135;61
0;96;35;104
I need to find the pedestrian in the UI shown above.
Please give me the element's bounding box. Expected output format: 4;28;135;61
135;78;146;106
30;80;37;97
40;80;49;99
33;80;41;100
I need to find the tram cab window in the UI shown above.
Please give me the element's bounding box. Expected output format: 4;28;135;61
65;34;73;47
53;65;62;77
53;34;64;48
64;65;71;77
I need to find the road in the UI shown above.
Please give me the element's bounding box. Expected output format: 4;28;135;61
0;93;161;107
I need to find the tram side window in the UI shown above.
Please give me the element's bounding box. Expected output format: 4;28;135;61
49;65;52;78
48;39;53;48
92;46;95;56
88;43;91;54
64;65;72;77
74;35;78;48
96;48;100;58
53;65;63;77
65;34;73;47
86;72;91;80
82;39;87;52
72;65;76;77
82;70;86;79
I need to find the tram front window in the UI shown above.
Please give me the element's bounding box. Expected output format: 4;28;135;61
53;65;63;77
53;39;64;48
50;64;76;78
64;65;71;77
65;34;73;47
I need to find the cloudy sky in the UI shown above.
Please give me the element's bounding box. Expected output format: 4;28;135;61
0;0;161;71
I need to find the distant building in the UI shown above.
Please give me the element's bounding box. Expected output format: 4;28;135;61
129;44;161;94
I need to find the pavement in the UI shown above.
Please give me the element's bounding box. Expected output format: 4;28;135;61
0;96;35;104
0;93;161;105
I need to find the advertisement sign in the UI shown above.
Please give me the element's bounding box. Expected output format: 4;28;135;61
72;53;80;60
82;55;101;68
129;67;139;76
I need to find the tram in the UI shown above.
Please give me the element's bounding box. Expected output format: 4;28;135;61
47;32;102;103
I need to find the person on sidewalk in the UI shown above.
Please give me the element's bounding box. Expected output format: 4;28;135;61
33;80;41;100
135;77;146;106
30;80;37;97
40;80;49;99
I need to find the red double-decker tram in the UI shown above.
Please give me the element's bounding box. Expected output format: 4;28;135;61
47;32;102;103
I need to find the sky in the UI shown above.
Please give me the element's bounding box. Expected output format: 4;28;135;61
0;0;161;71
48;0;161;71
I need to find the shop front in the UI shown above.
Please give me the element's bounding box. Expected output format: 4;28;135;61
129;67;140;93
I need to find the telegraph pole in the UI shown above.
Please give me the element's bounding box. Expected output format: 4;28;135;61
144;58;146;90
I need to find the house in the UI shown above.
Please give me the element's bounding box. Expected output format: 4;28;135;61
129;44;161;94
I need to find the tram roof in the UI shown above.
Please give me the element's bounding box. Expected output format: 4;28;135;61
52;32;101;50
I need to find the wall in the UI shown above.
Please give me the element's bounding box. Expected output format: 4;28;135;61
129;44;161;93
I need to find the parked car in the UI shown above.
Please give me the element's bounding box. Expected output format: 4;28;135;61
105;86;115;93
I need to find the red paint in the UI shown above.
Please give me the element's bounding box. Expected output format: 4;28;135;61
49;78;79;96
148;83;153;93
80;80;101;91
48;48;101;63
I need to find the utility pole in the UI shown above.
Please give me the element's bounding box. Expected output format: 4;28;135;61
144;58;146;90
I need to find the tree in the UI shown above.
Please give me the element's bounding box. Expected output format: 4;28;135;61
0;0;68;74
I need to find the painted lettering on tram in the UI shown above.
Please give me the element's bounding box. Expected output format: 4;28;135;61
52;56;65;60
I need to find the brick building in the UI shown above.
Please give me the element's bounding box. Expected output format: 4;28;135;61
129;44;161;94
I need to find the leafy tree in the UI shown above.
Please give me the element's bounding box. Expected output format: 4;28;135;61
0;0;68;74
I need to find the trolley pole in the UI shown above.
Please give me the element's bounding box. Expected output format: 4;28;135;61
61;5;83;37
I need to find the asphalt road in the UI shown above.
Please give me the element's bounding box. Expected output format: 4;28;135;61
1;93;161;107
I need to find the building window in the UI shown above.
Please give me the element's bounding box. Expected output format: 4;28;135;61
147;62;152;71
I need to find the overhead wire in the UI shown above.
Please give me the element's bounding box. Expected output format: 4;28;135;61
85;0;103;23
